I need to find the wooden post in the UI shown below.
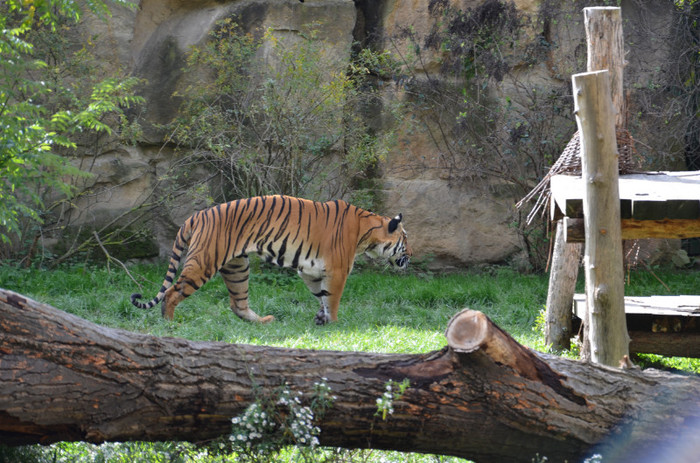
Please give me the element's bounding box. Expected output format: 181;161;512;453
545;220;581;351
584;7;625;127
545;6;626;353
572;70;629;366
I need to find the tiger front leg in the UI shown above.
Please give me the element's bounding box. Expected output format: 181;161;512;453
221;257;274;324
315;296;331;326
300;271;346;325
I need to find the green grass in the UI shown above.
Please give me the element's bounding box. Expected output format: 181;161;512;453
0;263;549;351
1;261;698;462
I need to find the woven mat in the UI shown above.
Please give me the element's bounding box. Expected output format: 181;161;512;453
516;129;640;224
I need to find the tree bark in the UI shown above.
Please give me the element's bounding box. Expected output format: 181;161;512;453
2;289;700;463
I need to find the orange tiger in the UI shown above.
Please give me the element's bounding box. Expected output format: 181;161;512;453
131;195;411;324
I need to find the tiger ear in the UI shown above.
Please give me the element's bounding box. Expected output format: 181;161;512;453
388;213;402;233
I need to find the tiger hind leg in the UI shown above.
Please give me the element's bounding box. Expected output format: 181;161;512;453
221;257;274;323
161;277;198;320
161;257;216;320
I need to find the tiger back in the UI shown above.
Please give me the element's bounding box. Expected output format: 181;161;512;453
131;195;410;324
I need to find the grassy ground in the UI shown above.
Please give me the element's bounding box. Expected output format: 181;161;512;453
1;260;698;462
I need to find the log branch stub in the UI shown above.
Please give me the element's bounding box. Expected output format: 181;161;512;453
446;309;547;382
445;309;586;406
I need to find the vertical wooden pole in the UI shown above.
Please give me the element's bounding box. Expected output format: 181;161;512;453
545;6;626;353
545;220;582;351
572;70;629;366
581;6;628;364
584;7;625;127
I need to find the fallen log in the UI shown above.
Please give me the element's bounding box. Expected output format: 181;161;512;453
1;289;699;462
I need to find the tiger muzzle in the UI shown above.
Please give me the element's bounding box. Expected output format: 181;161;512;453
394;254;410;269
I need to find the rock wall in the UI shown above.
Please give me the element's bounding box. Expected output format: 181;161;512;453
62;0;684;268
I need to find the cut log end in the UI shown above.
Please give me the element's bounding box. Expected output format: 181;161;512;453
445;309;489;353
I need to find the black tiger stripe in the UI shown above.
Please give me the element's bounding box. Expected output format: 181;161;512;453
291;245;302;269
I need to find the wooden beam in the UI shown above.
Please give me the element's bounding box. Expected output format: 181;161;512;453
564;217;700;242
574;294;700;318
544;7;628;358
629;332;700;358
573;68;629;366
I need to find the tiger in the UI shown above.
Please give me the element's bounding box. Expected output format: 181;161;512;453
131;195;411;325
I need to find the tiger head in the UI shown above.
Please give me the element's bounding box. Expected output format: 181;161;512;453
362;213;411;269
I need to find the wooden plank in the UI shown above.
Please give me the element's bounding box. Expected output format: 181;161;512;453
573;294;700;318
629;331;700;358
564;217;700;242
551;171;700;220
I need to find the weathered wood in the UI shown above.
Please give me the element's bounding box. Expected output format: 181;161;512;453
564;217;700;242
544;7;628;357
584;7;625;127
622;295;700;316
573;69;629;365
545;220;582;350
3;289;700;462
629;331;700;358
551;171;700;221
574;294;700;317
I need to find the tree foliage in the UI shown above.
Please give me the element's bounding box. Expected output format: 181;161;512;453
0;0;143;243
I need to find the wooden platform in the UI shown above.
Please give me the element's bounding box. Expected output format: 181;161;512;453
551;171;700;241
573;294;700;358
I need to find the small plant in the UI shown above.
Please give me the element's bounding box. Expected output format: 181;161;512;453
375;379;410;420
229;378;335;460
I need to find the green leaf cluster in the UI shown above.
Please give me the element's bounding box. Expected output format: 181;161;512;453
0;0;142;243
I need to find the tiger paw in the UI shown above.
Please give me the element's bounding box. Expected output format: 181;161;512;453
314;309;330;325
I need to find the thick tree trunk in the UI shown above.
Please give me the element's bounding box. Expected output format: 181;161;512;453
1;289;699;463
